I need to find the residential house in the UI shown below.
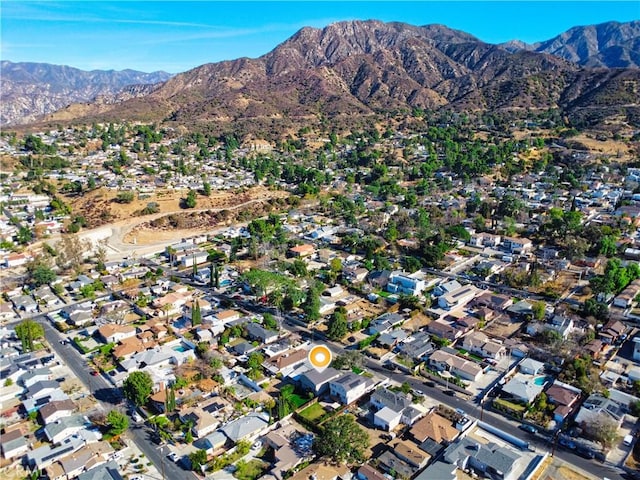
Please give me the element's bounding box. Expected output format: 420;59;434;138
374;407;403;431
613;279;640;308
180;250;209;268
437;285;479;310
76;461;123;480
396;331;435;362
216;310;241;323
298;368;342;396
507;300;533;318
263;348;308;376
461;331;506;360
288;463;351;480
633;336;640;362
545;382;582;422
370;388;412;413
502;236;533;254
263;422;312;480
410;410;460;444
598;319;626;344
575;393;626;427
386;271;426;296
97;324;136;344
39;399;77;425
25;436;86;470
377;329;408;348
585;339;604;359
219;412;269;443
245;323;279;344
44;414;91;444
357;464;387;480
472;292;513;311
195;431;228;455
401;406;424;426
433;280;462;297
45;442;114;480
112;337;145;360
429;350;483;382
344;266;369;283
19;367;52;388
11;295;38;313
427;320;462;342
469;232;501;248
501;375;544;405
367;312;404;335
443;436;522;480
391;439;431;471
413;462;457;480
180;408;219;438
329;373;375;405
518;358;545;375
288;244;315;258
1;428;28;460
377;450;415;479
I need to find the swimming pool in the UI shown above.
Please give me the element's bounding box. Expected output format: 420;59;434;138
533;376;552;386
172;345;187;352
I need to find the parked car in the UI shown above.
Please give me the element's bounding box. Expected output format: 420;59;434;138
575;446;595;459
443;390;456;397
167;452;180;462
89;370;99;376
519;424;538;434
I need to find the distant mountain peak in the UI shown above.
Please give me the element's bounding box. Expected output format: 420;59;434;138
7;19;640;132
0;61;172;126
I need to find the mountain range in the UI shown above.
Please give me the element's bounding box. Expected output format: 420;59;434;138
3;19;639;130
0;62;171;126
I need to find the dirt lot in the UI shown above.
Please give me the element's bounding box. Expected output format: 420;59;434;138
66;185;288;229
483;314;523;339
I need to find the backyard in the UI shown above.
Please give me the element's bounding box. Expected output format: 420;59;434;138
298;403;326;422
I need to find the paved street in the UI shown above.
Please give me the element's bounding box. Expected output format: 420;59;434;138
39;318;197;480
25;274;629;480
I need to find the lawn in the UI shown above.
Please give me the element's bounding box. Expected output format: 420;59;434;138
234;460;268;480
288;393;310;409
299;403;326;422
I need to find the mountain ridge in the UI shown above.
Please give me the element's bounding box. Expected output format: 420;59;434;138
8;20;640;132
1;61;172;126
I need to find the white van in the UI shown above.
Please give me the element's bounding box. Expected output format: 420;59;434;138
623;434;634;447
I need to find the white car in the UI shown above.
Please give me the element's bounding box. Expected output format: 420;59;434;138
167;452;180;462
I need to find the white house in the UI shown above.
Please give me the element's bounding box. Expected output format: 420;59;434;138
373;407;402;431
329;373;375;405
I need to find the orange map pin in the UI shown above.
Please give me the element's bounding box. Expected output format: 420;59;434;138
308;345;332;371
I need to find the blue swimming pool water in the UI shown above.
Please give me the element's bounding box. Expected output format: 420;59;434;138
172;345;187;352
533;376;551;386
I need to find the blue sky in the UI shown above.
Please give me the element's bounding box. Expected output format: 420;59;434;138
2;1;638;73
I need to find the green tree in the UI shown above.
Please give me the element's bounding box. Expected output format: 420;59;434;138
191;300;202;326
17;226;33;245
106;410;129;437
116;191;135;203
302;288;321;322
203;181;212;196
327;309;348;340
314;415;369;464
184;189;197;208
189;449;208;471
263;313;278;330
532;301;546;321
123;371;153;407
28;262;56;287
15;320;44;352
247;352;264;379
